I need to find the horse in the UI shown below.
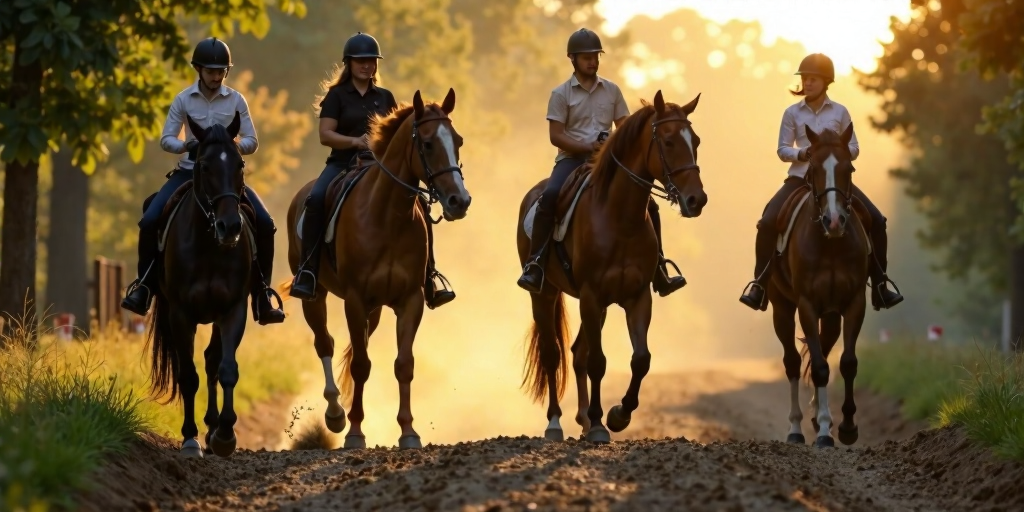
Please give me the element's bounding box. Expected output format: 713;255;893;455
282;89;471;449
146;112;254;458
767;124;870;448
518;90;708;443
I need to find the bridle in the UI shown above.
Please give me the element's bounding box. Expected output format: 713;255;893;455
610;113;701;216
371;114;464;224
805;147;853;226
192;142;244;231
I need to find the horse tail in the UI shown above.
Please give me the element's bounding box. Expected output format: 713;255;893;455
522;292;570;405
145;292;180;404
338;342;356;408
799;338;812;387
278;278;294;300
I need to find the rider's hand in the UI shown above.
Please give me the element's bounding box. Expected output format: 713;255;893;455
590;139;604;152
185;139;199;153
355;135;370;150
798;146;812;162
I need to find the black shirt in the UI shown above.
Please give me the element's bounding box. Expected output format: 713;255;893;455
319;81;398;166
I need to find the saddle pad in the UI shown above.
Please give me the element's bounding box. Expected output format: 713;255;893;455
524;173;591;242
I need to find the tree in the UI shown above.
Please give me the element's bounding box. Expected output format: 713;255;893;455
0;0;306;325
859;3;1021;336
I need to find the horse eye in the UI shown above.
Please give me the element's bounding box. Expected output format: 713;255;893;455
664;141;675;148
424;142;433;151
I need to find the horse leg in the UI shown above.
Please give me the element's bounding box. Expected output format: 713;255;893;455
209;300;247;457
171;313;202;457
303;292;346;433
394;292;425;449
343;299;371;449
608;292;653;433
202;326;223;452
580;291;610;443
771;295;803;444
838;292;866;445
572;309;605;435
812;313;842;433
527;289;564;440
797;298;833;448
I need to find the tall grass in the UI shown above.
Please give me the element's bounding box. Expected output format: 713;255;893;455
939;349;1024;461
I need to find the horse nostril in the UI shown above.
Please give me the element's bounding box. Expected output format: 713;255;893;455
686;195;698;207
215;220;227;235
447;195;462;209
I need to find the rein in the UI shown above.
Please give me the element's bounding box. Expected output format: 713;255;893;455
608;115;700;217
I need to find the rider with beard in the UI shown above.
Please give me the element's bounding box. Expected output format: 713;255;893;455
517;28;688;297
121;37;286;325
738;53;903;311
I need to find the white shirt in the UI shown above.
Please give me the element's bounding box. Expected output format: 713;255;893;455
777;95;859;178
160;81;258;171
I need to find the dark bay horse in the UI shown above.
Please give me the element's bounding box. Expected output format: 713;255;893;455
282;89;471;450
768;124;870;448
518;91;708;443
147;112;253;458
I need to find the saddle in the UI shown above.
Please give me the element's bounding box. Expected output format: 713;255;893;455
774;184;873;254
296;164;370;244
155;181;257;257
523;162;593;242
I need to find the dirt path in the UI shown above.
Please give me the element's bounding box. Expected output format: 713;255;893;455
78;359;1024;511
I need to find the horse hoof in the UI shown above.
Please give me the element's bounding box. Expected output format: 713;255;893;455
585;426;611;444
325;412;347;434
210;429;237;457
544;428;564;442
181;438;204;458
398;434;422;450
786;433;806;444
607;405;631;433
815;436;835;449
343;434;366;450
838;424;859;446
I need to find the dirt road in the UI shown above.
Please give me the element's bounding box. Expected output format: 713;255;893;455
79;359;1024;511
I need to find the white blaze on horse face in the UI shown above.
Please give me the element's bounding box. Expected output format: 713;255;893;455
680;126;695;161
823;153;840;226
436;123;469;198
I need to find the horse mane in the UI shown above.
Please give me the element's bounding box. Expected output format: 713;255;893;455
367;102;446;157
590;99;685;198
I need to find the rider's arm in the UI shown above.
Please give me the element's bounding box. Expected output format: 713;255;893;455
159;95;188;154
546;89;594;154
317;89;365;150
236;95;258;156
841;107;860;160
777;108;804;162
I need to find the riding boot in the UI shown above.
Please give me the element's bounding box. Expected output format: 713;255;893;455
121;226;160;316
517;204;556;294
423;209;456;310
649;201;687;296
739;221;775;311
251;230;286;325
290;205;323;301
867;225;903;311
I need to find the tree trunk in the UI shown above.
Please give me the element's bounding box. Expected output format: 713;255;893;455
45;148;89;336
0;43;43;334
1011;241;1024;351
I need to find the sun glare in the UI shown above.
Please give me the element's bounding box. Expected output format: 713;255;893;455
594;0;914;75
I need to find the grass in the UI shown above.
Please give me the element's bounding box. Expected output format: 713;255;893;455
857;337;1024;462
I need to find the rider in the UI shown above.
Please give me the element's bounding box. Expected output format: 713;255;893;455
516;28;688;296
120;37;286;325
738;52;903;311
289;32;456;309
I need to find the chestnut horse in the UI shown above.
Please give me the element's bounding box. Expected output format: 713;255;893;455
147;112;253;458
518;91;707;443
282;89;470;449
768;124;870;448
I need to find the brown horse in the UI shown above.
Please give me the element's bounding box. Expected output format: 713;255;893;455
147;112;253;458
282;89;470;449
518;91;707;443
767;124;870;448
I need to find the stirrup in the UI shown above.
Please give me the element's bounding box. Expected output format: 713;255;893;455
739;280;768;310
290;268;319;299
428;270;454;294
659;257;685;280
870;274;903;309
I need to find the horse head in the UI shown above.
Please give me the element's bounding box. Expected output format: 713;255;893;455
805;123;855;239
186;112;246;247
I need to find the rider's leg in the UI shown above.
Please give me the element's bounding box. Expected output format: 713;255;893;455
740;176;806;311
851;184;903;310
244;186;285;325
420;195;456;309
517;157;587;293
291;161;346;301
648;199;687;296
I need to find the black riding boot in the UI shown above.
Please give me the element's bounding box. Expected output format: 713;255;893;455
739;220;775;311
649;201;687;296
252;229;285;325
517;205;555;294
867;225;903;311
290;206;323;301
423;211;456;310
121;226;160;316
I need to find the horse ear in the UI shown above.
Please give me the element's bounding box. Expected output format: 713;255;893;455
841;122;854;146
804;124;819;146
653;90;666;114
441;88;456;114
227;111;241;139
413;90;425;119
681;92;701;114
186;114;205;143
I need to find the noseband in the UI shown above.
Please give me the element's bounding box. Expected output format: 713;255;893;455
610;115;700;216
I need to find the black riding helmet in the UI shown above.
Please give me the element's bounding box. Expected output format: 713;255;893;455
795;53;835;83
567;28;603;55
191;37;233;69
344;32;384;60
